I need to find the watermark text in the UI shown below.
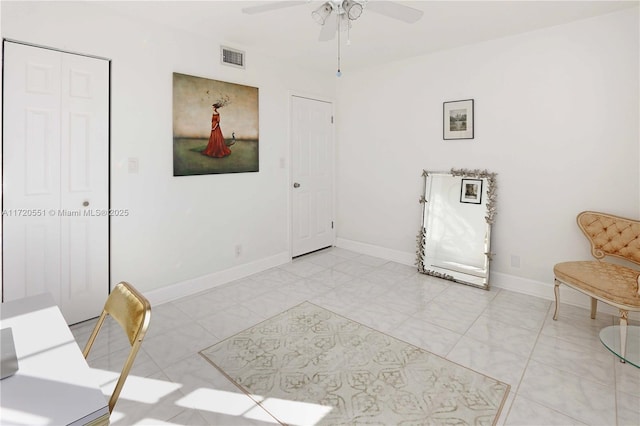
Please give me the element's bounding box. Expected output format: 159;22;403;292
2;209;130;217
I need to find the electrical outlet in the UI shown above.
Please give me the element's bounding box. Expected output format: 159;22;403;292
510;255;520;268
235;244;242;258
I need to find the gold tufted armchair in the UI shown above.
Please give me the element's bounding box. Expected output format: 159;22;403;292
553;211;640;361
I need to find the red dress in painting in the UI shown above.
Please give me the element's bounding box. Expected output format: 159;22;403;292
202;113;231;158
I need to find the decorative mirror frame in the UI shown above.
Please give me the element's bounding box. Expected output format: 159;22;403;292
416;168;497;289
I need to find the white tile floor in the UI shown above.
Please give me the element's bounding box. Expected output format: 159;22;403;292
71;247;640;426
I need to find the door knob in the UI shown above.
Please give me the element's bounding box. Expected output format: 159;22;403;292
293;182;300;188
83;201;90;207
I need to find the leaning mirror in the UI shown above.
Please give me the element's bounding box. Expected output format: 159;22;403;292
416;168;497;289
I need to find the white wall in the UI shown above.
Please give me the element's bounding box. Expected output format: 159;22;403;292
335;8;639;293
1;1;336;300
3;2;639;307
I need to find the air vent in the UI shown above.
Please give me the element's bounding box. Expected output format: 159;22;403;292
221;46;245;69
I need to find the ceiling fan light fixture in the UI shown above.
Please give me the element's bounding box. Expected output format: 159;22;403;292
312;2;333;25
342;0;363;20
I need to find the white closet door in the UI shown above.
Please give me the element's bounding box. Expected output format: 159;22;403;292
291;96;334;257
3;41;109;324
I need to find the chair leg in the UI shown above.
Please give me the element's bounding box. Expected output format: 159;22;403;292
590;298;597;319
619;310;628;363
553;279;560;320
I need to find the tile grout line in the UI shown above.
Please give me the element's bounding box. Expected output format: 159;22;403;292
500;301;552;425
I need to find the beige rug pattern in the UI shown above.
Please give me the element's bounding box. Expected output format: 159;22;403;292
200;301;510;425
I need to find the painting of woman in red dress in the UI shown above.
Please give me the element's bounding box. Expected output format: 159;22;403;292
172;73;258;176
201;103;231;158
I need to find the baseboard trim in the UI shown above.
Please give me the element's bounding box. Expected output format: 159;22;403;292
336;238;638;321
491;271;639;320
335;238;415;266
148;240;638;322
145;251;291;306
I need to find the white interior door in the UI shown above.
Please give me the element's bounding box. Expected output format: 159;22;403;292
3;41;109;324
291;95;334;257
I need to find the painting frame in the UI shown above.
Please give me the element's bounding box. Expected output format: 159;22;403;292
172;72;259;176
443;99;474;140
460;178;483;204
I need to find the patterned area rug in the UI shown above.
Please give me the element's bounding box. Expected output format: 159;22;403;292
200;301;510;425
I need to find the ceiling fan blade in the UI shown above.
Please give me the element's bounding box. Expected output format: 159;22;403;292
365;1;424;23
318;14;338;41
241;1;307;15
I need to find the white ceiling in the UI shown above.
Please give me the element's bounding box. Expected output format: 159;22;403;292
101;1;639;75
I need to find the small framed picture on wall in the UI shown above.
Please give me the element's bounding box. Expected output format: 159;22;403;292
444;99;474;140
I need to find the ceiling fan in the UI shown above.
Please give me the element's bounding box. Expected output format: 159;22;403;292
242;1;423;76
241;1;424;42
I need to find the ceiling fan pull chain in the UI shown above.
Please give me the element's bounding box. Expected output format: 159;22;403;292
336;12;342;77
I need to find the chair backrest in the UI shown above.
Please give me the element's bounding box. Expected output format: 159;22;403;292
577;211;640;266
83;281;151;413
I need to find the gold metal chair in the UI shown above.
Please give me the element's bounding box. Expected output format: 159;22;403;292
83;281;151;413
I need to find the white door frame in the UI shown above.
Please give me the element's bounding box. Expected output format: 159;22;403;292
1;39;111;320
288;91;336;259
